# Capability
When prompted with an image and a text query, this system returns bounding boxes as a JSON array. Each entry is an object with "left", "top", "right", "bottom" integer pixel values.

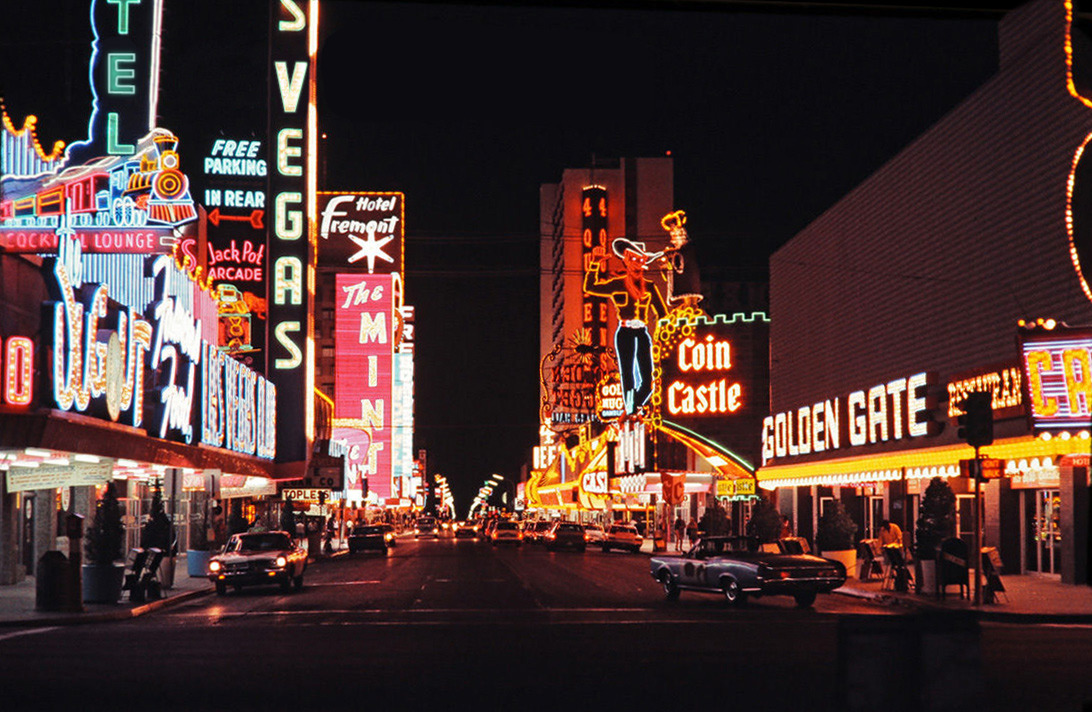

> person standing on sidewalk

[{"left": 674, "top": 516, "right": 686, "bottom": 551}]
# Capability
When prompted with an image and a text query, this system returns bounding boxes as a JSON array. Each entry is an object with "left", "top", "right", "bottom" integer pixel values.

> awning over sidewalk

[{"left": 756, "top": 434, "right": 1092, "bottom": 489}]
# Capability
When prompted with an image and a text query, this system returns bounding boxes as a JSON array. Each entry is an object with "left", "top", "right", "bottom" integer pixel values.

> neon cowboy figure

[{"left": 584, "top": 238, "right": 670, "bottom": 416}]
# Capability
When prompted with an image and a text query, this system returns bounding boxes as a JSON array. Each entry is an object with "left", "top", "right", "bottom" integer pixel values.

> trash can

[{"left": 35, "top": 551, "right": 70, "bottom": 612}]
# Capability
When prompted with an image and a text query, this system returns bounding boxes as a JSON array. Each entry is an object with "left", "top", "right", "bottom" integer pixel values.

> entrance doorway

[{"left": 1027, "top": 489, "right": 1061, "bottom": 575}]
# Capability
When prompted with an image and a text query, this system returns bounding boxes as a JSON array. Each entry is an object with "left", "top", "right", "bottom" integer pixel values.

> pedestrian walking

[
  {"left": 673, "top": 515, "right": 685, "bottom": 551},
  {"left": 686, "top": 518, "right": 698, "bottom": 546}
]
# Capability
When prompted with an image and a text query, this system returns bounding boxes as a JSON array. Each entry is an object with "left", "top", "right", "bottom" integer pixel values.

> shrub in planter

[
  {"left": 816, "top": 501, "right": 858, "bottom": 552},
  {"left": 914, "top": 477, "right": 956, "bottom": 561},
  {"left": 83, "top": 481, "right": 125, "bottom": 603},
  {"left": 745, "top": 497, "right": 782, "bottom": 543}
]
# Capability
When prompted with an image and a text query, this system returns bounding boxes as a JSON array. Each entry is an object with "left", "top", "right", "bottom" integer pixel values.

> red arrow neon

[{"left": 207, "top": 208, "right": 264, "bottom": 229}]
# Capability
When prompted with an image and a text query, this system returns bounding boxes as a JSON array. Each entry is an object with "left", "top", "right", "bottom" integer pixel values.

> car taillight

[{"left": 546, "top": 533, "right": 555, "bottom": 540}]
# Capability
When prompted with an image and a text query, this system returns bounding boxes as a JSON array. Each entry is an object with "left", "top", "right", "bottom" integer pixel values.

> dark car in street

[
  {"left": 650, "top": 535, "right": 846, "bottom": 608},
  {"left": 544, "top": 522, "right": 586, "bottom": 552},
  {"left": 454, "top": 520, "right": 481, "bottom": 538},
  {"left": 414, "top": 516, "right": 438, "bottom": 538},
  {"left": 348, "top": 524, "right": 395, "bottom": 554},
  {"left": 207, "top": 531, "right": 308, "bottom": 595}
]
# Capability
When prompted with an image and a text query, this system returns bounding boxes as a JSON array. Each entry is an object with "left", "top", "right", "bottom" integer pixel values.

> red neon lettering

[{"left": 3, "top": 336, "right": 34, "bottom": 406}]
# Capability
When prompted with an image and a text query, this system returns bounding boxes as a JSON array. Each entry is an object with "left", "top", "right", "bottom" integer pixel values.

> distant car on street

[
  {"left": 348, "top": 524, "right": 394, "bottom": 554},
  {"left": 415, "top": 516, "right": 438, "bottom": 538},
  {"left": 544, "top": 522, "right": 586, "bottom": 552},
  {"left": 583, "top": 523, "right": 605, "bottom": 543},
  {"left": 454, "top": 520, "right": 480, "bottom": 538},
  {"left": 491, "top": 520, "right": 523, "bottom": 546},
  {"left": 208, "top": 531, "right": 307, "bottom": 595},
  {"left": 525, "top": 520, "right": 553, "bottom": 544},
  {"left": 649, "top": 535, "right": 846, "bottom": 608},
  {"left": 601, "top": 523, "right": 643, "bottom": 553}
]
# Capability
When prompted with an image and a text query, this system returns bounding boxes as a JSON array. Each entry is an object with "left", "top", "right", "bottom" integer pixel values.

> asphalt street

[{"left": 0, "top": 537, "right": 1089, "bottom": 712}]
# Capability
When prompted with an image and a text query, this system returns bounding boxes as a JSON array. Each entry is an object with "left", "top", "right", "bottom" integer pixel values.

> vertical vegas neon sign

[
  {"left": 268, "top": 0, "right": 317, "bottom": 462},
  {"left": 335, "top": 274, "right": 394, "bottom": 499}
]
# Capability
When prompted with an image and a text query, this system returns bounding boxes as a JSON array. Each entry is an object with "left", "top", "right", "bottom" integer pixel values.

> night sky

[{"left": 1, "top": 0, "right": 1005, "bottom": 513}]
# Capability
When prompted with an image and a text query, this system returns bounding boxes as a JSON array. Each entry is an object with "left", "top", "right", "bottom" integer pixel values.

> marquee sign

[
  {"left": 267, "top": 0, "right": 317, "bottom": 463},
  {"left": 334, "top": 273, "right": 395, "bottom": 499},
  {"left": 0, "top": 0, "right": 197, "bottom": 254},
  {"left": 43, "top": 233, "right": 275, "bottom": 458},
  {"left": 762, "top": 370, "right": 941, "bottom": 466},
  {"left": 317, "top": 192, "right": 404, "bottom": 272},
  {"left": 539, "top": 336, "right": 616, "bottom": 433},
  {"left": 1020, "top": 326, "right": 1092, "bottom": 431}
]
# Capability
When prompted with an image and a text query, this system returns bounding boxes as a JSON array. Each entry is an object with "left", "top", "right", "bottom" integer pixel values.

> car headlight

[
  {"left": 274, "top": 556, "right": 287, "bottom": 568},
  {"left": 208, "top": 560, "right": 222, "bottom": 573},
  {"left": 385, "top": 533, "right": 394, "bottom": 542}
]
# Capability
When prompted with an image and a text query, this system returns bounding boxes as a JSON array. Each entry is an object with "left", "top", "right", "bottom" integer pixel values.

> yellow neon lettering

[
  {"left": 274, "top": 62, "right": 307, "bottom": 113},
  {"left": 848, "top": 390, "right": 867, "bottom": 446},
  {"left": 359, "top": 311, "right": 387, "bottom": 344},
  {"left": 279, "top": 0, "right": 306, "bottom": 31},
  {"left": 1027, "top": 350, "right": 1059, "bottom": 417},
  {"left": 360, "top": 399, "right": 384, "bottom": 430},
  {"left": 274, "top": 256, "right": 302, "bottom": 305},
  {"left": 275, "top": 191, "right": 303, "bottom": 240},
  {"left": 274, "top": 321, "right": 302, "bottom": 369},
  {"left": 1063, "top": 348, "right": 1092, "bottom": 416},
  {"left": 277, "top": 128, "right": 303, "bottom": 175}
]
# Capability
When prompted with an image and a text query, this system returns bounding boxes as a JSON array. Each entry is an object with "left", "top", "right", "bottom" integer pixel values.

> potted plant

[
  {"left": 745, "top": 497, "right": 782, "bottom": 545},
  {"left": 914, "top": 476, "right": 956, "bottom": 594},
  {"left": 83, "top": 481, "right": 126, "bottom": 603},
  {"left": 816, "top": 501, "right": 858, "bottom": 577}
]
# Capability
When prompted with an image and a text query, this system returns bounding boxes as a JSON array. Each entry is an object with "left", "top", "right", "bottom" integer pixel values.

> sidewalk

[
  {"left": 639, "top": 538, "right": 1092, "bottom": 622},
  {"left": 0, "top": 553, "right": 212, "bottom": 628},
  {"left": 0, "top": 537, "right": 359, "bottom": 628}
]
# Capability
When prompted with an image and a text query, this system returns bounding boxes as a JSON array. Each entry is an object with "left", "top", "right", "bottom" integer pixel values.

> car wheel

[
  {"left": 214, "top": 581, "right": 226, "bottom": 596},
  {"left": 722, "top": 577, "right": 745, "bottom": 605},
  {"left": 630, "top": 546, "right": 639, "bottom": 554},
  {"left": 661, "top": 572, "right": 680, "bottom": 601},
  {"left": 793, "top": 590, "right": 817, "bottom": 608},
  {"left": 578, "top": 546, "right": 586, "bottom": 553},
  {"left": 293, "top": 575, "right": 304, "bottom": 591}
]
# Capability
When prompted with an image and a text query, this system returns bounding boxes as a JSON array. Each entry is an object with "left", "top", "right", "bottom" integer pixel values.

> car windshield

[
  {"left": 418, "top": 519, "right": 435, "bottom": 527},
  {"left": 535, "top": 522, "right": 552, "bottom": 531},
  {"left": 231, "top": 534, "right": 291, "bottom": 552},
  {"left": 611, "top": 526, "right": 635, "bottom": 534},
  {"left": 557, "top": 524, "right": 582, "bottom": 532}
]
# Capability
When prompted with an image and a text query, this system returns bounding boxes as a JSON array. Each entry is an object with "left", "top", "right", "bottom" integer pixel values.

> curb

[{"left": 0, "top": 585, "right": 213, "bottom": 628}]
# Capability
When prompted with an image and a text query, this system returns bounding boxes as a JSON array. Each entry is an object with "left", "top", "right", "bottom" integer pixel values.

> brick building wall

[{"left": 770, "top": 0, "right": 1092, "bottom": 440}]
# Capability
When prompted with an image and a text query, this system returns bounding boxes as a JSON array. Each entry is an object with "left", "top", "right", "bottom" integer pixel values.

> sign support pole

[{"left": 973, "top": 447, "right": 982, "bottom": 606}]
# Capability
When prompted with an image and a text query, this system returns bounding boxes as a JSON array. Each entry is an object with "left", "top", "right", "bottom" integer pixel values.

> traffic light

[{"left": 957, "top": 391, "right": 993, "bottom": 448}]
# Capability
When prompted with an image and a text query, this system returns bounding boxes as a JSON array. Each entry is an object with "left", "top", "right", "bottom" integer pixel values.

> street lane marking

[
  {"left": 302, "top": 580, "right": 381, "bottom": 587},
  {"left": 0, "top": 626, "right": 60, "bottom": 643}
]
